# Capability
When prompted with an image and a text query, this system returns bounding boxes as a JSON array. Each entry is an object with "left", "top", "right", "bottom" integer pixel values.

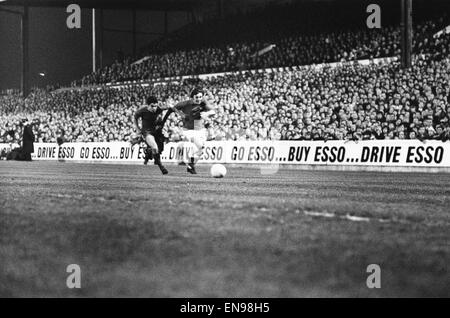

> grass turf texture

[{"left": 0, "top": 161, "right": 449, "bottom": 297}]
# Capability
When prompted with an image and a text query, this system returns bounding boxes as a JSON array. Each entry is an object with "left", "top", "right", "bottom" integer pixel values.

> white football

[{"left": 210, "top": 164, "right": 227, "bottom": 178}]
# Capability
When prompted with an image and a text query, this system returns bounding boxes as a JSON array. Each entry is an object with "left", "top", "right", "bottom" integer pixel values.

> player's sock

[
  {"left": 153, "top": 152, "right": 168, "bottom": 175},
  {"left": 187, "top": 157, "right": 197, "bottom": 174},
  {"left": 144, "top": 148, "right": 152, "bottom": 165},
  {"left": 153, "top": 151, "right": 161, "bottom": 166},
  {"left": 153, "top": 152, "right": 162, "bottom": 166}
]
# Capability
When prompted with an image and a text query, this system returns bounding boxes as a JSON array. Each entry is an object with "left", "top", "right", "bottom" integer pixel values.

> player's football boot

[
  {"left": 159, "top": 165, "right": 169, "bottom": 175},
  {"left": 187, "top": 163, "right": 197, "bottom": 174}
]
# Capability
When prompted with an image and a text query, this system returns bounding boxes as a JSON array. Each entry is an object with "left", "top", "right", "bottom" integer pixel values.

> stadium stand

[
  {"left": 72, "top": 2, "right": 449, "bottom": 86},
  {"left": 0, "top": 2, "right": 449, "bottom": 144}
]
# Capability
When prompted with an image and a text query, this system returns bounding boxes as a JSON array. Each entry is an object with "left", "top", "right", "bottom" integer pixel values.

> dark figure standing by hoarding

[{"left": 21, "top": 119, "right": 36, "bottom": 161}]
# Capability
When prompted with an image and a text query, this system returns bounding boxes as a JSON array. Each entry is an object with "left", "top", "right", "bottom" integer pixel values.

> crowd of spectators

[
  {"left": 75, "top": 19, "right": 449, "bottom": 86},
  {"left": 1, "top": 1, "right": 449, "bottom": 145},
  {"left": 73, "top": 1, "right": 449, "bottom": 86},
  {"left": 2, "top": 53, "right": 449, "bottom": 144}
]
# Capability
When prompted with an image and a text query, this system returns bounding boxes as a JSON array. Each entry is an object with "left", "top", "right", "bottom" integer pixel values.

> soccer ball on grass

[{"left": 210, "top": 164, "right": 227, "bottom": 178}]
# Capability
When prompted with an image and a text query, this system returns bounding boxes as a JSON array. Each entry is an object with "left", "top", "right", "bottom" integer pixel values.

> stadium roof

[{"left": 0, "top": 0, "right": 199, "bottom": 10}]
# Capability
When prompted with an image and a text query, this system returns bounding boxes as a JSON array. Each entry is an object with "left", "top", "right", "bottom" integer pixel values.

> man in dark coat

[{"left": 21, "top": 119, "right": 36, "bottom": 161}]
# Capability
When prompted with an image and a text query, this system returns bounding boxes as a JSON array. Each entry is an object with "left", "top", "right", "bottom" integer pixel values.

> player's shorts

[
  {"left": 141, "top": 129, "right": 166, "bottom": 153},
  {"left": 181, "top": 129, "right": 207, "bottom": 146}
]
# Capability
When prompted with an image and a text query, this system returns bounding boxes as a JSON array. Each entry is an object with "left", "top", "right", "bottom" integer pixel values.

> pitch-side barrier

[{"left": 2, "top": 140, "right": 450, "bottom": 172}]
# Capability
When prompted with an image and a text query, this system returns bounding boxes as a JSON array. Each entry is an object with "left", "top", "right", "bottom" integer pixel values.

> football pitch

[{"left": 0, "top": 161, "right": 449, "bottom": 297}]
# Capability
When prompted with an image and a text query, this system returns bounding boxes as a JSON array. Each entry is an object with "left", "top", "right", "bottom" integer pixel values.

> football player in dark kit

[{"left": 132, "top": 95, "right": 169, "bottom": 175}]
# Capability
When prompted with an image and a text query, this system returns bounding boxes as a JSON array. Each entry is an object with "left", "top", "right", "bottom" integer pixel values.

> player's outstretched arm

[
  {"left": 201, "top": 109, "right": 215, "bottom": 119},
  {"left": 134, "top": 108, "right": 144, "bottom": 132},
  {"left": 200, "top": 102, "right": 216, "bottom": 119}
]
